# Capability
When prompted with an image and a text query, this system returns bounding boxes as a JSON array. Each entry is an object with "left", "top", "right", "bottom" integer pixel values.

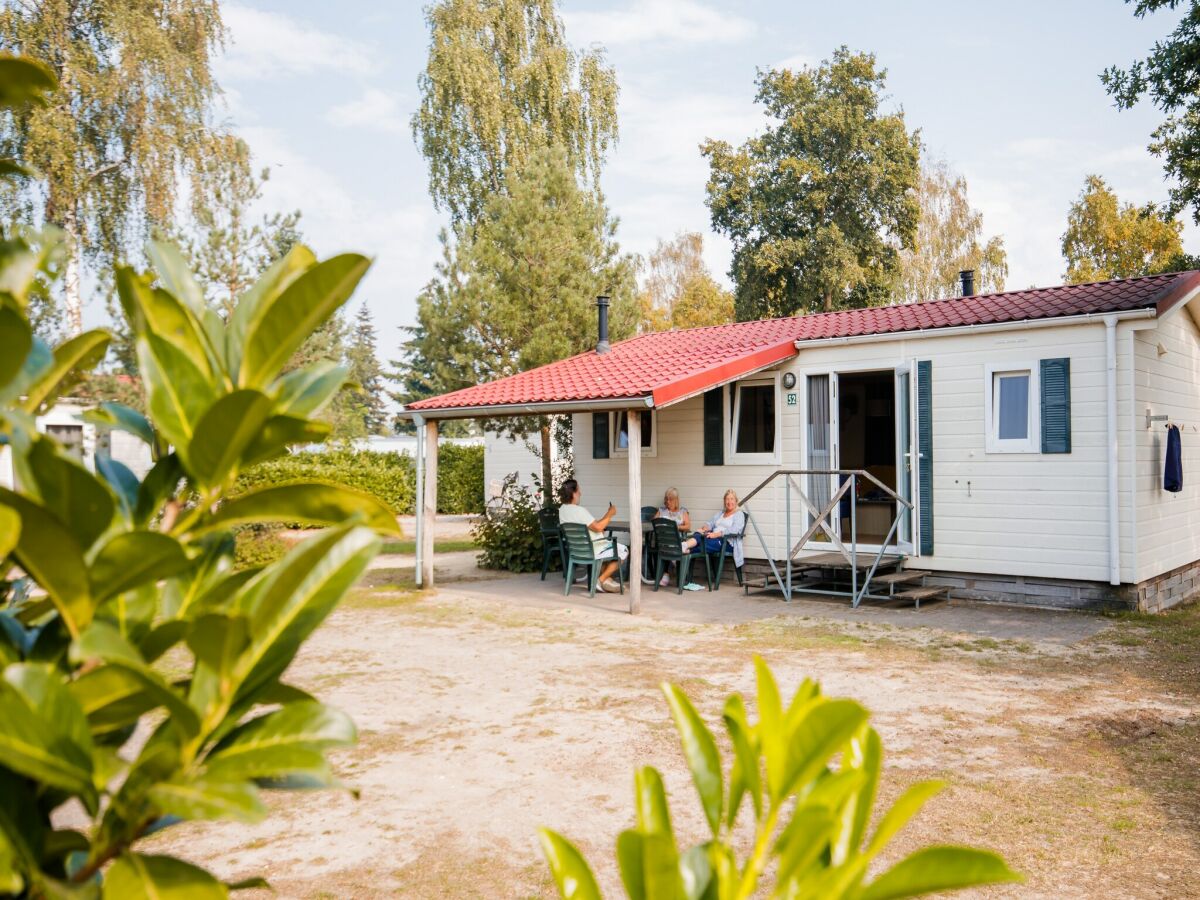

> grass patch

[{"left": 380, "top": 538, "right": 477, "bottom": 555}]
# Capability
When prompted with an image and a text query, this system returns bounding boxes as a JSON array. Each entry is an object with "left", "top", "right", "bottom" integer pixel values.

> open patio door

[{"left": 894, "top": 362, "right": 916, "bottom": 555}]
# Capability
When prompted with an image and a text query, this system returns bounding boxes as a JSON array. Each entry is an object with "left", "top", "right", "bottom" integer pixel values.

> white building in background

[
  {"left": 0, "top": 402, "right": 152, "bottom": 490},
  {"left": 483, "top": 430, "right": 559, "bottom": 503}
]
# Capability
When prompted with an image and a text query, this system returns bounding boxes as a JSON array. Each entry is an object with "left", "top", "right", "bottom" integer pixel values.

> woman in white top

[
  {"left": 556, "top": 479, "right": 628, "bottom": 593},
  {"left": 684, "top": 489, "right": 746, "bottom": 569},
  {"left": 655, "top": 487, "right": 692, "bottom": 587}
]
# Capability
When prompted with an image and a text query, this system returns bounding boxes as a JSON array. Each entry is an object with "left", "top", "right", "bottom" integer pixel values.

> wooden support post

[
  {"left": 421, "top": 418, "right": 438, "bottom": 588},
  {"left": 627, "top": 409, "right": 642, "bottom": 615}
]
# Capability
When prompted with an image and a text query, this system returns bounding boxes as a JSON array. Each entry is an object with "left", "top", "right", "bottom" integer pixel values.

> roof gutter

[
  {"left": 399, "top": 394, "right": 654, "bottom": 421},
  {"left": 791, "top": 308, "right": 1159, "bottom": 350}
]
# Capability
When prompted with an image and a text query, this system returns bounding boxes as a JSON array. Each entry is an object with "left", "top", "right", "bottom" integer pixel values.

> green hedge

[{"left": 235, "top": 445, "right": 484, "bottom": 516}]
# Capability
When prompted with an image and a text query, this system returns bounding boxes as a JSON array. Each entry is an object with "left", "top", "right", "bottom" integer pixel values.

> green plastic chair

[
  {"left": 559, "top": 522, "right": 623, "bottom": 597},
  {"left": 538, "top": 507, "right": 563, "bottom": 581},
  {"left": 651, "top": 517, "right": 705, "bottom": 595},
  {"left": 697, "top": 512, "right": 747, "bottom": 591}
]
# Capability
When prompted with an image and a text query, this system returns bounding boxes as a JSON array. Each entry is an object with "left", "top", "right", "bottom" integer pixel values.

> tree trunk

[
  {"left": 540, "top": 419, "right": 553, "bottom": 508},
  {"left": 823, "top": 291, "right": 833, "bottom": 313},
  {"left": 63, "top": 206, "right": 83, "bottom": 336}
]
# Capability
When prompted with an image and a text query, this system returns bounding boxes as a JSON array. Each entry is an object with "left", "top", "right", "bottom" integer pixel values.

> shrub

[
  {"left": 540, "top": 657, "right": 1020, "bottom": 899},
  {"left": 473, "top": 474, "right": 545, "bottom": 572},
  {"left": 236, "top": 444, "right": 485, "bottom": 517},
  {"left": 233, "top": 524, "right": 289, "bottom": 569},
  {"left": 0, "top": 58, "right": 399, "bottom": 896}
]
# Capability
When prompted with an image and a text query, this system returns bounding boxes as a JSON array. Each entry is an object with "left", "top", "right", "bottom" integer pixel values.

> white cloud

[
  {"left": 565, "top": 0, "right": 756, "bottom": 47},
  {"left": 218, "top": 4, "right": 378, "bottom": 80},
  {"left": 770, "top": 52, "right": 817, "bottom": 73},
  {"left": 327, "top": 88, "right": 406, "bottom": 134}
]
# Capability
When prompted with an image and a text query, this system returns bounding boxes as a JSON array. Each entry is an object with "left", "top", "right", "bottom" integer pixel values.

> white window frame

[
  {"left": 726, "top": 374, "right": 782, "bottom": 465},
  {"left": 984, "top": 363, "right": 1039, "bottom": 453},
  {"left": 610, "top": 409, "right": 657, "bottom": 457}
]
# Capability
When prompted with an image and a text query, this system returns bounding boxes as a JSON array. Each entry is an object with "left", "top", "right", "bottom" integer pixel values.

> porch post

[
  {"left": 421, "top": 418, "right": 438, "bottom": 588},
  {"left": 413, "top": 413, "right": 425, "bottom": 587},
  {"left": 627, "top": 409, "right": 642, "bottom": 615}
]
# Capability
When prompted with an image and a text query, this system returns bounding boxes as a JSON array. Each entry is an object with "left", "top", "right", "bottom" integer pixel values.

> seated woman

[
  {"left": 656, "top": 487, "right": 692, "bottom": 587},
  {"left": 684, "top": 489, "right": 746, "bottom": 579},
  {"left": 557, "top": 479, "right": 628, "bottom": 593}
]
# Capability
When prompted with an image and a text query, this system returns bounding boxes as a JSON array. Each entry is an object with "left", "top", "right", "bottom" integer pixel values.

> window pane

[
  {"left": 997, "top": 374, "right": 1029, "bottom": 440},
  {"left": 46, "top": 424, "right": 84, "bottom": 460},
  {"left": 736, "top": 384, "right": 776, "bottom": 454},
  {"left": 614, "top": 411, "right": 652, "bottom": 449}
]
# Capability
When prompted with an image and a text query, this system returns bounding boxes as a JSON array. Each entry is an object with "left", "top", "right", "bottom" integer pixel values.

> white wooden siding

[
  {"left": 1134, "top": 310, "right": 1200, "bottom": 580},
  {"left": 573, "top": 320, "right": 1137, "bottom": 583}
]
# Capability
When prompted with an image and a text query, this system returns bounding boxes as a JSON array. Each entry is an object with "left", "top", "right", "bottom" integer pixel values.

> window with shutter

[
  {"left": 703, "top": 389, "right": 723, "bottom": 465},
  {"left": 1040, "top": 357, "right": 1071, "bottom": 454},
  {"left": 592, "top": 412, "right": 609, "bottom": 459},
  {"left": 917, "top": 360, "right": 934, "bottom": 556}
]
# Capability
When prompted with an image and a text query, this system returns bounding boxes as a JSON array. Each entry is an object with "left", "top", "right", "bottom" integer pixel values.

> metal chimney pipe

[
  {"left": 596, "top": 295, "right": 610, "bottom": 354},
  {"left": 959, "top": 269, "right": 975, "bottom": 297}
]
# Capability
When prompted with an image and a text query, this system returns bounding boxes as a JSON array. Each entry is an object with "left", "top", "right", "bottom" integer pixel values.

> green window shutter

[
  {"left": 592, "top": 412, "right": 609, "bottom": 459},
  {"left": 703, "top": 388, "right": 724, "bottom": 465},
  {"left": 1040, "top": 357, "right": 1071, "bottom": 454},
  {"left": 917, "top": 360, "right": 934, "bottom": 556}
]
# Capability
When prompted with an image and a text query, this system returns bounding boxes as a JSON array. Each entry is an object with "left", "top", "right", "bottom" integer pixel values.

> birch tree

[{"left": 0, "top": 0, "right": 227, "bottom": 334}]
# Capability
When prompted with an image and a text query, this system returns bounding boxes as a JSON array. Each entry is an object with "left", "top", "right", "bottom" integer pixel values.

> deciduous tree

[
  {"left": 897, "top": 158, "right": 1007, "bottom": 301},
  {"left": 0, "top": 1, "right": 228, "bottom": 334},
  {"left": 1103, "top": 1, "right": 1200, "bottom": 223},
  {"left": 702, "top": 48, "right": 921, "bottom": 319},
  {"left": 638, "top": 231, "right": 734, "bottom": 331},
  {"left": 1061, "top": 174, "right": 1183, "bottom": 283},
  {"left": 412, "top": 0, "right": 619, "bottom": 225}
]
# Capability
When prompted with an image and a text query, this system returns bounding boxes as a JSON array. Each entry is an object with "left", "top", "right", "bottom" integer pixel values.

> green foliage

[
  {"left": 638, "top": 232, "right": 734, "bottom": 332},
  {"left": 236, "top": 444, "right": 485, "bottom": 517},
  {"left": 897, "top": 157, "right": 1007, "bottom": 302},
  {"left": 346, "top": 303, "right": 388, "bottom": 435},
  {"left": 472, "top": 475, "right": 545, "bottom": 572},
  {"left": 0, "top": 3, "right": 229, "bottom": 334},
  {"left": 233, "top": 524, "right": 289, "bottom": 570},
  {"left": 541, "top": 658, "right": 1021, "bottom": 899},
  {"left": 0, "top": 56, "right": 397, "bottom": 891},
  {"left": 412, "top": 0, "right": 619, "bottom": 225},
  {"left": 702, "top": 48, "right": 921, "bottom": 319},
  {"left": 1103, "top": 1, "right": 1200, "bottom": 224},
  {"left": 1061, "top": 174, "right": 1185, "bottom": 283},
  {"left": 404, "top": 146, "right": 637, "bottom": 413}
]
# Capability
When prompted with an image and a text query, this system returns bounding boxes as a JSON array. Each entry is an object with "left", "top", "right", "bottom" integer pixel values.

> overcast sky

[{"left": 213, "top": 0, "right": 1191, "bottom": 352}]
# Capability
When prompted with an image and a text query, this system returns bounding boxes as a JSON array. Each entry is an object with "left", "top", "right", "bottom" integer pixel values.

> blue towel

[{"left": 1164, "top": 425, "right": 1183, "bottom": 493}]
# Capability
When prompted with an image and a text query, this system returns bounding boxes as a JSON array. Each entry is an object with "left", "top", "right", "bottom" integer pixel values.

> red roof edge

[
  {"left": 1154, "top": 270, "right": 1200, "bottom": 317},
  {"left": 651, "top": 340, "right": 797, "bottom": 407}
]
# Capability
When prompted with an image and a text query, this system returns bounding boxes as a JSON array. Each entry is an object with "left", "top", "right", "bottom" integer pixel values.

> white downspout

[
  {"left": 412, "top": 412, "right": 425, "bottom": 587},
  {"left": 1105, "top": 317, "right": 1120, "bottom": 585}
]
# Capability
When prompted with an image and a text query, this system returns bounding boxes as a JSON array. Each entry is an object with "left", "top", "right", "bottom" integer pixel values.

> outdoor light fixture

[{"left": 782, "top": 372, "right": 796, "bottom": 389}]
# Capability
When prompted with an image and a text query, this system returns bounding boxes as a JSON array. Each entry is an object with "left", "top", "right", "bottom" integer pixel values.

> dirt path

[{"left": 148, "top": 583, "right": 1200, "bottom": 899}]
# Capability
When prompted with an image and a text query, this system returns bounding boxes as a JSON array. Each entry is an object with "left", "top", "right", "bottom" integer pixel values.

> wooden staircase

[{"left": 743, "top": 553, "right": 950, "bottom": 609}]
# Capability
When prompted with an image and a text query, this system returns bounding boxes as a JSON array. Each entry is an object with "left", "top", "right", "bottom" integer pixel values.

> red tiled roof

[{"left": 405, "top": 271, "right": 1200, "bottom": 414}]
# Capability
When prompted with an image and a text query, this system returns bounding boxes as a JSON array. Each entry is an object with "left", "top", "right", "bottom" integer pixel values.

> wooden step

[
  {"left": 871, "top": 570, "right": 930, "bottom": 585},
  {"left": 890, "top": 586, "right": 949, "bottom": 608}
]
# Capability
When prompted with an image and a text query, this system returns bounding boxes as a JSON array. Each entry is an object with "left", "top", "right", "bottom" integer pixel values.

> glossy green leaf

[
  {"left": 19, "top": 328, "right": 110, "bottom": 413},
  {"left": 82, "top": 402, "right": 156, "bottom": 448},
  {"left": 662, "top": 682, "right": 723, "bottom": 837},
  {"left": 273, "top": 361, "right": 350, "bottom": 418},
  {"left": 677, "top": 845, "right": 714, "bottom": 900},
  {"left": 227, "top": 244, "right": 316, "bottom": 378},
  {"left": 754, "top": 655, "right": 787, "bottom": 800},
  {"left": 538, "top": 828, "right": 602, "bottom": 900},
  {"left": 229, "top": 524, "right": 380, "bottom": 703},
  {"left": 0, "top": 305, "right": 31, "bottom": 387},
  {"left": 774, "top": 807, "right": 837, "bottom": 887},
  {"left": 89, "top": 532, "right": 191, "bottom": 602},
  {"left": 185, "top": 612, "right": 250, "bottom": 718},
  {"left": 205, "top": 701, "right": 355, "bottom": 782},
  {"left": 20, "top": 438, "right": 114, "bottom": 550},
  {"left": 858, "top": 846, "right": 1022, "bottom": 900},
  {"left": 865, "top": 780, "right": 944, "bottom": 857},
  {"left": 136, "top": 333, "right": 218, "bottom": 452},
  {"left": 0, "top": 675, "right": 93, "bottom": 797},
  {"left": 722, "top": 693, "right": 760, "bottom": 827},
  {"left": 0, "top": 507, "right": 18, "bottom": 559},
  {"left": 71, "top": 622, "right": 200, "bottom": 738},
  {"left": 0, "top": 488, "right": 92, "bottom": 636},
  {"left": 146, "top": 241, "right": 207, "bottom": 317},
  {"left": 147, "top": 775, "right": 265, "bottom": 824},
  {"left": 103, "top": 853, "right": 227, "bottom": 900},
  {"left": 0, "top": 334, "right": 51, "bottom": 404},
  {"left": 196, "top": 483, "right": 400, "bottom": 536},
  {"left": 185, "top": 389, "right": 274, "bottom": 487},
  {"left": 95, "top": 454, "right": 138, "bottom": 521},
  {"left": 634, "top": 765, "right": 674, "bottom": 837},
  {"left": 240, "top": 416, "right": 331, "bottom": 467},
  {"left": 0, "top": 57, "right": 56, "bottom": 109},
  {"left": 848, "top": 725, "right": 883, "bottom": 856},
  {"left": 0, "top": 232, "right": 60, "bottom": 311},
  {"left": 69, "top": 665, "right": 160, "bottom": 737},
  {"left": 240, "top": 253, "right": 371, "bottom": 388},
  {"left": 630, "top": 768, "right": 684, "bottom": 899},
  {"left": 118, "top": 267, "right": 214, "bottom": 380},
  {"left": 781, "top": 699, "right": 869, "bottom": 799},
  {"left": 138, "top": 619, "right": 190, "bottom": 664},
  {"left": 617, "top": 830, "right": 647, "bottom": 900},
  {"left": 135, "top": 453, "right": 184, "bottom": 527}
]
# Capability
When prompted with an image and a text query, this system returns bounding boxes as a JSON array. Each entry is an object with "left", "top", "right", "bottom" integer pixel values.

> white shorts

[{"left": 595, "top": 542, "right": 629, "bottom": 561}]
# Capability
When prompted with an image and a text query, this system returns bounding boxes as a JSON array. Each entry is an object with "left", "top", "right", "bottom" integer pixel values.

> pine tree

[{"left": 347, "top": 304, "right": 387, "bottom": 436}]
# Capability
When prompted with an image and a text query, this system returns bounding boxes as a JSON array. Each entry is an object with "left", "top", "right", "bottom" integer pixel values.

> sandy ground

[{"left": 148, "top": 567, "right": 1200, "bottom": 899}]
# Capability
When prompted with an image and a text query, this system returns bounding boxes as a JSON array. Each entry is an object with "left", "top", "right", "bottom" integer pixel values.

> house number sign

[{"left": 786, "top": 392, "right": 797, "bottom": 406}]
